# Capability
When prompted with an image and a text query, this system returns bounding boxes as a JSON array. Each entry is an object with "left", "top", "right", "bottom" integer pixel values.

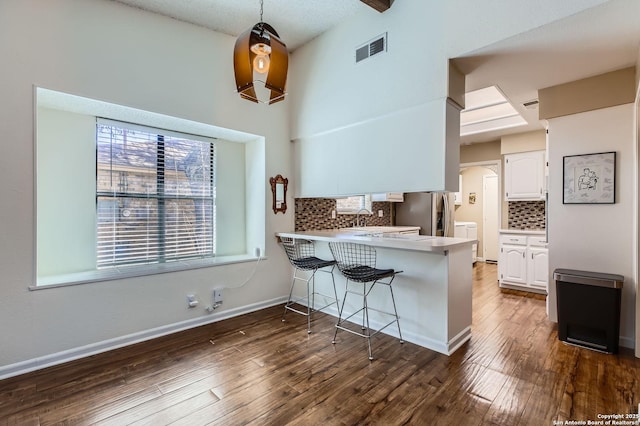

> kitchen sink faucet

[{"left": 354, "top": 208, "right": 371, "bottom": 227}]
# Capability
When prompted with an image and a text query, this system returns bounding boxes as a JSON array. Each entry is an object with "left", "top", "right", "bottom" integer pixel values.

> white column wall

[{"left": 547, "top": 103, "right": 636, "bottom": 348}]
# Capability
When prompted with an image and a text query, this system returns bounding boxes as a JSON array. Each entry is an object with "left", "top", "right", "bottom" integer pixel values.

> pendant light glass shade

[{"left": 233, "top": 21, "right": 288, "bottom": 104}]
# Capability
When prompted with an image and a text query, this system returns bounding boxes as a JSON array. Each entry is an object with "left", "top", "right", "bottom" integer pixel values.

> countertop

[
  {"left": 499, "top": 229, "right": 546, "bottom": 235},
  {"left": 276, "top": 229, "right": 476, "bottom": 253}
]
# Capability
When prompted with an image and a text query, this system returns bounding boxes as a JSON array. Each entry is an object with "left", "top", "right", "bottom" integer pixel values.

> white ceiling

[
  {"left": 454, "top": 0, "right": 640, "bottom": 144},
  {"left": 112, "top": 0, "right": 640, "bottom": 144},
  {"left": 113, "top": 0, "right": 364, "bottom": 51}
]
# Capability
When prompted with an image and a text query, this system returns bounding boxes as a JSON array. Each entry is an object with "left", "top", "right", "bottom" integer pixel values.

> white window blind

[
  {"left": 335, "top": 195, "right": 372, "bottom": 214},
  {"left": 96, "top": 119, "right": 216, "bottom": 268}
]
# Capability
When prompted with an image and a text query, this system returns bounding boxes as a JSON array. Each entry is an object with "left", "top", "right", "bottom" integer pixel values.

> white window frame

[
  {"left": 95, "top": 119, "right": 216, "bottom": 269},
  {"left": 33, "top": 87, "right": 265, "bottom": 289}
]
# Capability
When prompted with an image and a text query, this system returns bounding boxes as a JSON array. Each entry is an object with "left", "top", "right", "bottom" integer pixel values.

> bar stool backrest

[
  {"left": 329, "top": 242, "right": 378, "bottom": 282},
  {"left": 280, "top": 237, "right": 317, "bottom": 270}
]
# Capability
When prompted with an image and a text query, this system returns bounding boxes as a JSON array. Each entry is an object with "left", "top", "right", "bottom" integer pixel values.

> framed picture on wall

[{"left": 563, "top": 151, "right": 616, "bottom": 204}]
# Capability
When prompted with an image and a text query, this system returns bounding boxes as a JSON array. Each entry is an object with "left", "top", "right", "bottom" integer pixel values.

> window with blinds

[
  {"left": 335, "top": 195, "right": 372, "bottom": 214},
  {"left": 96, "top": 120, "right": 216, "bottom": 268}
]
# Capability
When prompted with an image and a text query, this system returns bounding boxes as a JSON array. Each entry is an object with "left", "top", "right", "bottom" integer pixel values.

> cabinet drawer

[
  {"left": 500, "top": 235, "right": 527, "bottom": 245},
  {"left": 527, "top": 236, "right": 548, "bottom": 247}
]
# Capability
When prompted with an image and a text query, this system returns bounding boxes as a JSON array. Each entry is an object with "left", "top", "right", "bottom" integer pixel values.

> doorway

[{"left": 458, "top": 160, "right": 501, "bottom": 262}]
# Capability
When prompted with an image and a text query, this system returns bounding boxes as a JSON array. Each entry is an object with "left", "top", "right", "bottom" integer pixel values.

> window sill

[{"left": 31, "top": 254, "right": 264, "bottom": 290}]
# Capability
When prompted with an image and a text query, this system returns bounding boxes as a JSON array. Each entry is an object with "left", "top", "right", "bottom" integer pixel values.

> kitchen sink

[
  {"left": 374, "top": 234, "right": 433, "bottom": 241},
  {"left": 338, "top": 226, "right": 432, "bottom": 241}
]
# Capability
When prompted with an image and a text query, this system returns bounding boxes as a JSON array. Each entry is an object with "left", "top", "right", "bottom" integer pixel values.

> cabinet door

[
  {"left": 499, "top": 245, "right": 527, "bottom": 284},
  {"left": 504, "top": 151, "right": 545, "bottom": 200},
  {"left": 527, "top": 247, "right": 549, "bottom": 290}
]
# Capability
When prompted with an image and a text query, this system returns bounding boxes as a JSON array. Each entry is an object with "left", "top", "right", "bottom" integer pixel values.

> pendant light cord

[{"left": 259, "top": 0, "right": 264, "bottom": 23}]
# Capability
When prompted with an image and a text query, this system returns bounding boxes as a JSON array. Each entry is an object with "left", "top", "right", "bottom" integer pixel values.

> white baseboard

[
  {"left": 304, "top": 301, "right": 460, "bottom": 356},
  {"left": 619, "top": 335, "right": 635, "bottom": 350},
  {"left": 0, "top": 296, "right": 287, "bottom": 381}
]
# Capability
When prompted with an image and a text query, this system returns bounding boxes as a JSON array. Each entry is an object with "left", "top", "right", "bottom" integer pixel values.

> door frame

[
  {"left": 459, "top": 159, "right": 502, "bottom": 261},
  {"left": 482, "top": 173, "right": 499, "bottom": 262},
  {"left": 635, "top": 79, "right": 639, "bottom": 359}
]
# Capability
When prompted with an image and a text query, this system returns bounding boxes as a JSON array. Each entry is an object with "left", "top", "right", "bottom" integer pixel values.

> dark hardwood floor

[{"left": 1, "top": 263, "right": 639, "bottom": 425}]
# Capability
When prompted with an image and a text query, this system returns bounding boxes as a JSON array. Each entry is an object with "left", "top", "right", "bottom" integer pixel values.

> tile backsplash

[
  {"left": 295, "top": 198, "right": 392, "bottom": 231},
  {"left": 508, "top": 201, "right": 546, "bottom": 230}
]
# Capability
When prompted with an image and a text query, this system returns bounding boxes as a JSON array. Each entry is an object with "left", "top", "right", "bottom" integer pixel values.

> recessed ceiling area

[{"left": 460, "top": 86, "right": 527, "bottom": 139}]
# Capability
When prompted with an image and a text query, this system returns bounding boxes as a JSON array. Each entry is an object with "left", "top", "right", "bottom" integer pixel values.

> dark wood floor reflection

[{"left": 1, "top": 263, "right": 639, "bottom": 425}]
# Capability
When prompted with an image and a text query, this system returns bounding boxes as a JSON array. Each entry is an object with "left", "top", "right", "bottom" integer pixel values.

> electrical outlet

[
  {"left": 213, "top": 289, "right": 223, "bottom": 304},
  {"left": 331, "top": 210, "right": 336, "bottom": 219},
  {"left": 186, "top": 294, "right": 198, "bottom": 308},
  {"left": 378, "top": 210, "right": 383, "bottom": 217}
]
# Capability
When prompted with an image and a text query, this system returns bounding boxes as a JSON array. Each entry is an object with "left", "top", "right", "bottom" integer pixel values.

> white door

[{"left": 483, "top": 174, "right": 499, "bottom": 262}]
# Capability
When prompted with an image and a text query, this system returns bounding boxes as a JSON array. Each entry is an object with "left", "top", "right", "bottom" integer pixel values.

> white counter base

[{"left": 277, "top": 230, "right": 476, "bottom": 356}]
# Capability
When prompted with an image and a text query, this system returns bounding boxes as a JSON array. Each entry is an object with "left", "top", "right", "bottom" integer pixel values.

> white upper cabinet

[{"left": 504, "top": 150, "right": 545, "bottom": 200}]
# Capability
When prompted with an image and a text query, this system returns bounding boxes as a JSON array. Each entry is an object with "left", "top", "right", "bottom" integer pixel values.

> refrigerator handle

[{"left": 443, "top": 194, "right": 449, "bottom": 237}]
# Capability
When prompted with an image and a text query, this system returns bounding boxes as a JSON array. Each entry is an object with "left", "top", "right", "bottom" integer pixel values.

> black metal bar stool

[
  {"left": 328, "top": 242, "right": 403, "bottom": 360},
  {"left": 280, "top": 237, "right": 339, "bottom": 334}
]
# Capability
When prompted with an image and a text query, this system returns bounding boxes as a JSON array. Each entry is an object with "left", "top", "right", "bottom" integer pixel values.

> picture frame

[{"left": 563, "top": 151, "right": 616, "bottom": 204}]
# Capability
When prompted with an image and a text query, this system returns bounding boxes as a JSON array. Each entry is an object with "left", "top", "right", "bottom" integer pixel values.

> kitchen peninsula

[{"left": 276, "top": 229, "right": 477, "bottom": 355}]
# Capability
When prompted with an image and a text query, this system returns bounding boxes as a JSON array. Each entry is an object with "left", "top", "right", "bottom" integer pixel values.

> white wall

[
  {"left": 289, "top": 0, "right": 610, "bottom": 197},
  {"left": 37, "top": 108, "right": 97, "bottom": 276},
  {"left": 37, "top": 105, "right": 250, "bottom": 275},
  {"left": 548, "top": 103, "right": 636, "bottom": 348},
  {"left": 0, "top": 0, "right": 293, "bottom": 376}
]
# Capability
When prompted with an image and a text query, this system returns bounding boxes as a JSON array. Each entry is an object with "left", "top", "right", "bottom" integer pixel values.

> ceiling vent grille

[
  {"left": 355, "top": 33, "right": 387, "bottom": 63},
  {"left": 523, "top": 99, "right": 539, "bottom": 109}
]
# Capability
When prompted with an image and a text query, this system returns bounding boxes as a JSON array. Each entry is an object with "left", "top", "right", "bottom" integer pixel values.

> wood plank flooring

[{"left": 1, "top": 263, "right": 639, "bottom": 425}]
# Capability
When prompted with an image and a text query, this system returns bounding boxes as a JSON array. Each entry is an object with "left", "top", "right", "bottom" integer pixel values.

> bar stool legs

[
  {"left": 282, "top": 264, "right": 338, "bottom": 334},
  {"left": 329, "top": 242, "right": 403, "bottom": 360},
  {"left": 280, "top": 237, "right": 339, "bottom": 334}
]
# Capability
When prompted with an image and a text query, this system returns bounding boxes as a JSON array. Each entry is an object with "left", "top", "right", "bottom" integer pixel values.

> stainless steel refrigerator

[{"left": 394, "top": 192, "right": 455, "bottom": 237}]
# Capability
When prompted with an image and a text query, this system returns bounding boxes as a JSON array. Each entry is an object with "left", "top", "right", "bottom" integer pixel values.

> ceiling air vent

[
  {"left": 355, "top": 33, "right": 387, "bottom": 63},
  {"left": 523, "top": 99, "right": 539, "bottom": 109}
]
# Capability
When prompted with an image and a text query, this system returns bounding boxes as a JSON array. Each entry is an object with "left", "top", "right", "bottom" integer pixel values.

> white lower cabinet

[
  {"left": 527, "top": 247, "right": 549, "bottom": 289},
  {"left": 499, "top": 245, "right": 527, "bottom": 285},
  {"left": 499, "top": 233, "right": 548, "bottom": 294}
]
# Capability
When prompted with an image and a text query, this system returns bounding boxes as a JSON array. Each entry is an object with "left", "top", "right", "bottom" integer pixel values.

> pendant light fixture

[{"left": 233, "top": 0, "right": 288, "bottom": 105}]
